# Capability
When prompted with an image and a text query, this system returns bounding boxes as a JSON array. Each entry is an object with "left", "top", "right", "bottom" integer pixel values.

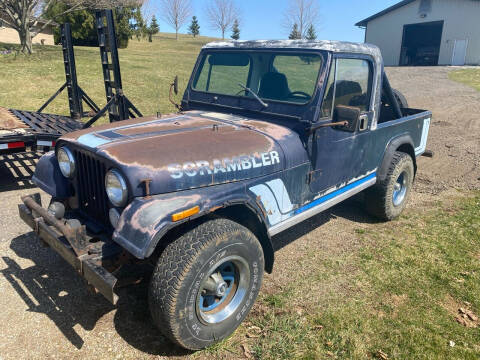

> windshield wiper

[{"left": 238, "top": 83, "right": 268, "bottom": 108}]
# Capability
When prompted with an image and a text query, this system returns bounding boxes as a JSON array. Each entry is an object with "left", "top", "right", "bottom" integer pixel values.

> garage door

[{"left": 400, "top": 21, "right": 444, "bottom": 66}]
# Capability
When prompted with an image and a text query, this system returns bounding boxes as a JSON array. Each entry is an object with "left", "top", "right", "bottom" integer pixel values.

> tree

[
  {"left": 305, "top": 23, "right": 317, "bottom": 40},
  {"left": 159, "top": 0, "right": 192, "bottom": 40},
  {"left": 230, "top": 18, "right": 239, "bottom": 40},
  {"left": 146, "top": 15, "right": 159, "bottom": 41},
  {"left": 188, "top": 15, "right": 200, "bottom": 37},
  {"left": 283, "top": 0, "right": 320, "bottom": 39},
  {"left": 0, "top": 0, "right": 144, "bottom": 54},
  {"left": 288, "top": 23, "right": 301, "bottom": 40},
  {"left": 44, "top": 4, "right": 97, "bottom": 46},
  {"left": 45, "top": 3, "right": 145, "bottom": 48},
  {"left": 206, "top": 0, "right": 240, "bottom": 40},
  {"left": 117, "top": 5, "right": 146, "bottom": 44}
]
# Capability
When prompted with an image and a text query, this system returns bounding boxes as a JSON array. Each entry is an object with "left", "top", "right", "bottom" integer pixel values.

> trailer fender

[
  {"left": 378, "top": 134, "right": 416, "bottom": 182},
  {"left": 32, "top": 152, "right": 72, "bottom": 199}
]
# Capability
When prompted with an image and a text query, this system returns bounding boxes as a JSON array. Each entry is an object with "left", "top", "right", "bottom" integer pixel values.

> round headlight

[
  {"left": 105, "top": 169, "right": 128, "bottom": 207},
  {"left": 57, "top": 147, "right": 75, "bottom": 178}
]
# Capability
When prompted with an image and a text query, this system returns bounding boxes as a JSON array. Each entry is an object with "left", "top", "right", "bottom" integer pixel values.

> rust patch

[
  {"left": 101, "top": 123, "right": 275, "bottom": 170},
  {"left": 115, "top": 118, "right": 215, "bottom": 136},
  {"left": 255, "top": 195, "right": 267, "bottom": 218}
]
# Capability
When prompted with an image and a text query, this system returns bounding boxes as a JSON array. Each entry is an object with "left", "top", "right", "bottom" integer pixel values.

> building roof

[
  {"left": 203, "top": 39, "right": 382, "bottom": 58},
  {"left": 355, "top": 0, "right": 417, "bottom": 27}
]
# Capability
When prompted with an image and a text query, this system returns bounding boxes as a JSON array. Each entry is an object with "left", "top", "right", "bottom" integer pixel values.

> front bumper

[{"left": 18, "top": 193, "right": 122, "bottom": 304}]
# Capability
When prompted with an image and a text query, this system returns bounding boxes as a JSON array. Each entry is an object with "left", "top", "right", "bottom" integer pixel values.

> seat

[{"left": 258, "top": 72, "right": 290, "bottom": 101}]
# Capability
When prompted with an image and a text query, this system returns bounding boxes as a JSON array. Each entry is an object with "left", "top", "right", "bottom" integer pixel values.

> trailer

[{"left": 0, "top": 10, "right": 141, "bottom": 156}]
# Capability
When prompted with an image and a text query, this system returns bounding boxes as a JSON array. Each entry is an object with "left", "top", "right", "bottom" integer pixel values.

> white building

[{"left": 356, "top": 0, "right": 480, "bottom": 66}]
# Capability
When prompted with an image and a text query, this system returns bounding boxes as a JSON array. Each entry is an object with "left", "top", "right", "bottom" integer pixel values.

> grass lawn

[
  {"left": 0, "top": 33, "right": 216, "bottom": 122},
  {"left": 449, "top": 68, "right": 480, "bottom": 92},
  {"left": 204, "top": 193, "right": 480, "bottom": 359}
]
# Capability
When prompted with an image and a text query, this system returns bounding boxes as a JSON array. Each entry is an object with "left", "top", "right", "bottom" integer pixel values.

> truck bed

[{"left": 0, "top": 108, "right": 83, "bottom": 154}]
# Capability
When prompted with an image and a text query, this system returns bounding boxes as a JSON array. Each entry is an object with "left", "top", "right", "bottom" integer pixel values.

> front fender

[
  {"left": 32, "top": 151, "right": 72, "bottom": 198},
  {"left": 113, "top": 182, "right": 266, "bottom": 259}
]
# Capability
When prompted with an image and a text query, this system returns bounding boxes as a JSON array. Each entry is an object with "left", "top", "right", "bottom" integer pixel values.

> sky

[{"left": 152, "top": 0, "right": 401, "bottom": 42}]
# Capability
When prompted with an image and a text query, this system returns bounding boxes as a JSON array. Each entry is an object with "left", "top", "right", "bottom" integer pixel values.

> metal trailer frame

[
  {"left": 38, "top": 23, "right": 100, "bottom": 119},
  {"left": 0, "top": 9, "right": 142, "bottom": 156}
]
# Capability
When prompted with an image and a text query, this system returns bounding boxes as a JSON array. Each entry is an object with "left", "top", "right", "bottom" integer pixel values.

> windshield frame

[{"left": 189, "top": 48, "right": 327, "bottom": 109}]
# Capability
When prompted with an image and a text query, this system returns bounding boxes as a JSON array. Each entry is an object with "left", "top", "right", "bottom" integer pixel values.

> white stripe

[
  {"left": 415, "top": 118, "right": 431, "bottom": 156},
  {"left": 249, "top": 183, "right": 293, "bottom": 226},
  {"left": 268, "top": 176, "right": 376, "bottom": 236},
  {"left": 77, "top": 115, "right": 187, "bottom": 149},
  {"left": 77, "top": 133, "right": 112, "bottom": 148},
  {"left": 0, "top": 144, "right": 7, "bottom": 150},
  {"left": 265, "top": 179, "right": 294, "bottom": 214},
  {"left": 37, "top": 140, "right": 53, "bottom": 147}
]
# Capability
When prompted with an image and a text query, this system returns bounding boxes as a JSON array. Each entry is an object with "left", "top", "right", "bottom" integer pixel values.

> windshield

[{"left": 192, "top": 51, "right": 323, "bottom": 105}]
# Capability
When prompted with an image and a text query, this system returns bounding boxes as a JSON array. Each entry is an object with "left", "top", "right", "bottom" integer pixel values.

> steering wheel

[{"left": 289, "top": 91, "right": 311, "bottom": 99}]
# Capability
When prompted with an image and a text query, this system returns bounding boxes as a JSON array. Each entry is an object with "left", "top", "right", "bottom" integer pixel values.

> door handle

[{"left": 358, "top": 114, "right": 369, "bottom": 131}]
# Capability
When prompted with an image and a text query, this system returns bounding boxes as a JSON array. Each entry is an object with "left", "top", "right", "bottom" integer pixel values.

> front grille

[{"left": 73, "top": 149, "right": 110, "bottom": 228}]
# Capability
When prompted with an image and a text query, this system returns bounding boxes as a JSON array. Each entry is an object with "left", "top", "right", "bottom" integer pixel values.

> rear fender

[{"left": 378, "top": 134, "right": 416, "bottom": 181}]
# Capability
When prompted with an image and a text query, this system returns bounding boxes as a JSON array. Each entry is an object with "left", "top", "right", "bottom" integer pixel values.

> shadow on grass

[
  {"left": 1, "top": 232, "right": 190, "bottom": 356},
  {"left": 0, "top": 152, "right": 40, "bottom": 191}
]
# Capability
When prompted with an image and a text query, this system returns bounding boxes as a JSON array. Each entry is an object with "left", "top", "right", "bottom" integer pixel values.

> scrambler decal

[{"left": 167, "top": 151, "right": 280, "bottom": 179}]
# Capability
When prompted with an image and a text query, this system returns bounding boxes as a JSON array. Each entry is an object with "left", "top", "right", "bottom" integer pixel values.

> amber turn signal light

[{"left": 171, "top": 205, "right": 200, "bottom": 222}]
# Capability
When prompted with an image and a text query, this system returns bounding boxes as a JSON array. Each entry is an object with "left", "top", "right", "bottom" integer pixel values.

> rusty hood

[{"left": 60, "top": 111, "right": 303, "bottom": 196}]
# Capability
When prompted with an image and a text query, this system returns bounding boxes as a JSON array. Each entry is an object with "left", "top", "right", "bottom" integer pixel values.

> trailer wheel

[
  {"left": 149, "top": 217, "right": 264, "bottom": 350},
  {"left": 365, "top": 151, "right": 414, "bottom": 221}
]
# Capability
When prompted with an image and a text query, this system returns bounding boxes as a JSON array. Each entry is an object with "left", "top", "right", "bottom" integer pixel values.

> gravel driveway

[{"left": 0, "top": 67, "right": 478, "bottom": 359}]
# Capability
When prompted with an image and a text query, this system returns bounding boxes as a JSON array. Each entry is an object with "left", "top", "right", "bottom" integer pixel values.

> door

[
  {"left": 452, "top": 39, "right": 468, "bottom": 66},
  {"left": 308, "top": 56, "right": 375, "bottom": 194}
]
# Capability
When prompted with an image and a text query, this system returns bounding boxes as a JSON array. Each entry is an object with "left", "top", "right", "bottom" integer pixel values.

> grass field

[
  {"left": 207, "top": 193, "right": 480, "bottom": 359},
  {"left": 0, "top": 33, "right": 216, "bottom": 120},
  {"left": 449, "top": 68, "right": 480, "bottom": 92}
]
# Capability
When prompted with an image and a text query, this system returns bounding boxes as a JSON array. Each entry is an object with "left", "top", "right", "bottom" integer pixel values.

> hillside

[{"left": 0, "top": 33, "right": 218, "bottom": 119}]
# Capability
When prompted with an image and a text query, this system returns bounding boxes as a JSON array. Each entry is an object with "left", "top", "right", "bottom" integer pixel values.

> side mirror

[
  {"left": 333, "top": 105, "right": 361, "bottom": 132},
  {"left": 173, "top": 75, "right": 179, "bottom": 95}
]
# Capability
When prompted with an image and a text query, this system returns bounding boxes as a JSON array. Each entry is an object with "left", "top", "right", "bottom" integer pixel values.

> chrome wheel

[
  {"left": 197, "top": 255, "right": 250, "bottom": 324},
  {"left": 393, "top": 171, "right": 408, "bottom": 206}
]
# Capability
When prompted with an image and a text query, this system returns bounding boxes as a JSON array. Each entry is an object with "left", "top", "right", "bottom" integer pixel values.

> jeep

[{"left": 19, "top": 40, "right": 431, "bottom": 350}]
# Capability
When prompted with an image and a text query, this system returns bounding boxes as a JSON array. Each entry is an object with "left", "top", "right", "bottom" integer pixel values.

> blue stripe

[{"left": 294, "top": 172, "right": 377, "bottom": 215}]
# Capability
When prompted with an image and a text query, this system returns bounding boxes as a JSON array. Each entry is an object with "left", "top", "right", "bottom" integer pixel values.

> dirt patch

[
  {"left": 443, "top": 295, "right": 479, "bottom": 328},
  {"left": 386, "top": 67, "right": 480, "bottom": 193}
]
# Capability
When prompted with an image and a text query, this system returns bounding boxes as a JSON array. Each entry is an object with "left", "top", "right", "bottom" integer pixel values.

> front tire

[
  {"left": 365, "top": 151, "right": 414, "bottom": 221},
  {"left": 149, "top": 218, "right": 264, "bottom": 350}
]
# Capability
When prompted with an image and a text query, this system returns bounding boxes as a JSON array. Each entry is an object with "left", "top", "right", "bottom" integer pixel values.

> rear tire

[
  {"left": 365, "top": 151, "right": 414, "bottom": 221},
  {"left": 392, "top": 88, "right": 409, "bottom": 109},
  {"left": 149, "top": 218, "right": 264, "bottom": 350}
]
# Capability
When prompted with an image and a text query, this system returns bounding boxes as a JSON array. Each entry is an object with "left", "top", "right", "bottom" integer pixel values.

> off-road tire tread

[
  {"left": 365, "top": 151, "right": 414, "bottom": 221},
  {"left": 149, "top": 217, "right": 261, "bottom": 349}
]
